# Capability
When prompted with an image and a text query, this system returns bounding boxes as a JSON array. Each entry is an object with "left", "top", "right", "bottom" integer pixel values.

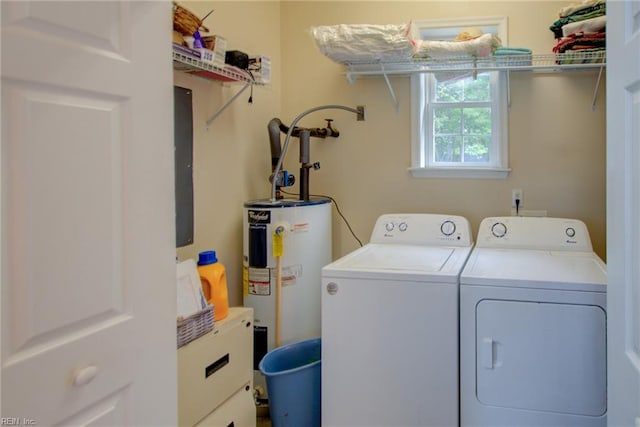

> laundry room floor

[
  {"left": 257, "top": 415, "right": 271, "bottom": 426},
  {"left": 256, "top": 404, "right": 271, "bottom": 426}
]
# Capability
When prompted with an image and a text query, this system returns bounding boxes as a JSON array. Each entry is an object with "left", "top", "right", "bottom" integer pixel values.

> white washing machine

[
  {"left": 460, "top": 216, "right": 607, "bottom": 427},
  {"left": 321, "top": 213, "right": 474, "bottom": 427}
]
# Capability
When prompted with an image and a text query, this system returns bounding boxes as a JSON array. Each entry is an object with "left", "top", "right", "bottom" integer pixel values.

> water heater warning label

[
  {"left": 248, "top": 267, "right": 271, "bottom": 295},
  {"left": 247, "top": 265, "right": 303, "bottom": 295},
  {"left": 281, "top": 265, "right": 302, "bottom": 287}
]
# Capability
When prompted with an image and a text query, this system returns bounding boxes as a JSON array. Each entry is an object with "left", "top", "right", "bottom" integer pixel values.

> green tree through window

[
  {"left": 433, "top": 74, "right": 492, "bottom": 164},
  {"left": 410, "top": 17, "right": 509, "bottom": 179}
]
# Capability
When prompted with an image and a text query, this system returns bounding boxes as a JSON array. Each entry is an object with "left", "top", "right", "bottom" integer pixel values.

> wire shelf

[
  {"left": 172, "top": 49, "right": 259, "bottom": 125},
  {"left": 172, "top": 50, "right": 253, "bottom": 83},
  {"left": 343, "top": 51, "right": 606, "bottom": 78}
]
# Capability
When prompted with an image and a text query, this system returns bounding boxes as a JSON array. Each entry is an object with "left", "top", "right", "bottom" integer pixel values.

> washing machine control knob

[
  {"left": 491, "top": 222, "right": 507, "bottom": 238},
  {"left": 440, "top": 220, "right": 456, "bottom": 236},
  {"left": 385, "top": 222, "right": 394, "bottom": 232},
  {"left": 565, "top": 227, "right": 576, "bottom": 238},
  {"left": 399, "top": 222, "right": 408, "bottom": 232}
]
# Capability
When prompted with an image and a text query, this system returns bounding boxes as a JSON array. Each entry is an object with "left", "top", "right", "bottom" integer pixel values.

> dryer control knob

[
  {"left": 441, "top": 220, "right": 456, "bottom": 236},
  {"left": 491, "top": 222, "right": 507, "bottom": 238},
  {"left": 385, "top": 222, "right": 394, "bottom": 232},
  {"left": 566, "top": 227, "right": 576, "bottom": 238},
  {"left": 399, "top": 222, "right": 408, "bottom": 232}
]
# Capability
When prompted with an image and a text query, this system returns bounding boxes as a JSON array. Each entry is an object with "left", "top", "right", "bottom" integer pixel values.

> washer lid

[
  {"left": 460, "top": 248, "right": 606, "bottom": 291},
  {"left": 322, "top": 244, "right": 472, "bottom": 282}
]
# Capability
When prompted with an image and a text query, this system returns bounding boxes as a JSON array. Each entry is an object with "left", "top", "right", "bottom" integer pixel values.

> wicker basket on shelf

[
  {"left": 177, "top": 304, "right": 214, "bottom": 348},
  {"left": 173, "top": 2, "right": 209, "bottom": 36}
]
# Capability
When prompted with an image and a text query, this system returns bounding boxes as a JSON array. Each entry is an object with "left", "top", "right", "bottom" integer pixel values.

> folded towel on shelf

[
  {"left": 494, "top": 47, "right": 533, "bottom": 66},
  {"left": 558, "top": 0, "right": 605, "bottom": 18},
  {"left": 557, "top": 47, "right": 605, "bottom": 64},
  {"left": 549, "top": 2, "right": 606, "bottom": 38},
  {"left": 561, "top": 15, "right": 606, "bottom": 37},
  {"left": 553, "top": 31, "right": 606, "bottom": 54},
  {"left": 495, "top": 47, "right": 533, "bottom": 55}
]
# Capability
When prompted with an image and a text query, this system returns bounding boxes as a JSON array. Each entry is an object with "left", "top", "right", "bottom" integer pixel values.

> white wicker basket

[{"left": 177, "top": 304, "right": 214, "bottom": 348}]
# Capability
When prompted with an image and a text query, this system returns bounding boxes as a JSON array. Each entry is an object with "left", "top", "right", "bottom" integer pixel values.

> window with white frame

[{"left": 409, "top": 17, "right": 510, "bottom": 179}]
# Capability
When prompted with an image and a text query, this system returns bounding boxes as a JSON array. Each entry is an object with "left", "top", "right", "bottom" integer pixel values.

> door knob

[{"left": 72, "top": 365, "right": 98, "bottom": 386}]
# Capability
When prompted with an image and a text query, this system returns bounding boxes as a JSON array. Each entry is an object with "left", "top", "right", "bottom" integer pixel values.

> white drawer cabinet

[
  {"left": 178, "top": 307, "right": 256, "bottom": 427},
  {"left": 195, "top": 383, "right": 256, "bottom": 427}
]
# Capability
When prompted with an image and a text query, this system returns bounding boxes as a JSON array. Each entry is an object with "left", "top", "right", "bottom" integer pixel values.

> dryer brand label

[{"left": 248, "top": 210, "right": 270, "bottom": 224}]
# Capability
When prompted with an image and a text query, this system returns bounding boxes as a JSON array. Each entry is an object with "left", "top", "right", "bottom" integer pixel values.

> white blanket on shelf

[
  {"left": 309, "top": 23, "right": 414, "bottom": 63},
  {"left": 413, "top": 33, "right": 500, "bottom": 59}
]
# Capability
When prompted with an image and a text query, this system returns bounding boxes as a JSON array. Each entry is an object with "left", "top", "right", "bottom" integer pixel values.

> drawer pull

[{"left": 206, "top": 353, "right": 229, "bottom": 378}]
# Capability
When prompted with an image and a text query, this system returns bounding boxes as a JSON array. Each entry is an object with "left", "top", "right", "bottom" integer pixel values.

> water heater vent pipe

[{"left": 270, "top": 104, "right": 364, "bottom": 202}]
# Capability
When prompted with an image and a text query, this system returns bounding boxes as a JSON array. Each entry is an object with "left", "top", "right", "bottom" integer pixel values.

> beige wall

[
  {"left": 175, "top": 2, "right": 282, "bottom": 306},
  {"left": 280, "top": 1, "right": 606, "bottom": 259},
  {"left": 175, "top": 1, "right": 606, "bottom": 305}
]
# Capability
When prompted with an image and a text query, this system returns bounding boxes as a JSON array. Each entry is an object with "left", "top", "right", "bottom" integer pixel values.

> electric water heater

[{"left": 243, "top": 197, "right": 331, "bottom": 399}]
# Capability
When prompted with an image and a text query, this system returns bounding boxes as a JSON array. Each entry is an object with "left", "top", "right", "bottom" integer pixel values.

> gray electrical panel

[{"left": 174, "top": 86, "right": 194, "bottom": 247}]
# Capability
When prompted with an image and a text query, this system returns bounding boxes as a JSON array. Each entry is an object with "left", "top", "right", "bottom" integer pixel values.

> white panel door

[
  {"left": 606, "top": 1, "right": 640, "bottom": 426},
  {"left": 1, "top": 1, "right": 176, "bottom": 425}
]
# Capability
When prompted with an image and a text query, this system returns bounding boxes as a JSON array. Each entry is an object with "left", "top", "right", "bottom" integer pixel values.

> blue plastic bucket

[{"left": 259, "top": 337, "right": 321, "bottom": 427}]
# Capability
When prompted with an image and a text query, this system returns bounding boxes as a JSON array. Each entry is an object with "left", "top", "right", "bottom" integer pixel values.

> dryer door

[{"left": 476, "top": 299, "right": 606, "bottom": 416}]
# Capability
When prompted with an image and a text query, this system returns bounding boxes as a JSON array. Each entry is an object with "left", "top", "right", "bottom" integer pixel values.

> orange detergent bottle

[{"left": 197, "top": 250, "right": 229, "bottom": 321}]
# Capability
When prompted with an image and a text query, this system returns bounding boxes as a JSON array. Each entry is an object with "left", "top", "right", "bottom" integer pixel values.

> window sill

[{"left": 408, "top": 167, "right": 511, "bottom": 179}]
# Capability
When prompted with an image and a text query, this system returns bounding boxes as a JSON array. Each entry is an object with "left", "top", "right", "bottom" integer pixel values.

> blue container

[{"left": 259, "top": 338, "right": 321, "bottom": 427}]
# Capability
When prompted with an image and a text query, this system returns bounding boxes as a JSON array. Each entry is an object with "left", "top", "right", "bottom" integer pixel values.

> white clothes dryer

[
  {"left": 460, "top": 216, "right": 607, "bottom": 427},
  {"left": 321, "top": 213, "right": 474, "bottom": 427}
]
